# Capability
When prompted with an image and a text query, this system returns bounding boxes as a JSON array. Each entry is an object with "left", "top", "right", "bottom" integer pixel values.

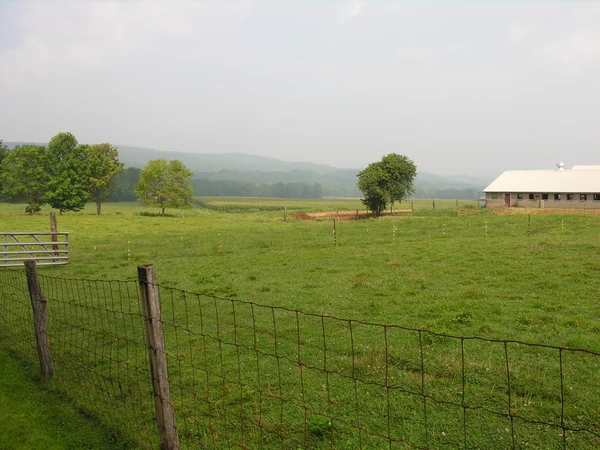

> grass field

[{"left": 1, "top": 199, "right": 599, "bottom": 449}]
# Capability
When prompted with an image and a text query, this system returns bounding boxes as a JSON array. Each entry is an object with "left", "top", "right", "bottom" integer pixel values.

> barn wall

[{"left": 485, "top": 193, "right": 600, "bottom": 209}]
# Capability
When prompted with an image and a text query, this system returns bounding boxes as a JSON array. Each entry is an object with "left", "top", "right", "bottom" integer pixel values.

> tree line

[
  {"left": 192, "top": 179, "right": 324, "bottom": 198},
  {"left": 0, "top": 133, "right": 124, "bottom": 215},
  {"left": 0, "top": 134, "right": 327, "bottom": 216}
]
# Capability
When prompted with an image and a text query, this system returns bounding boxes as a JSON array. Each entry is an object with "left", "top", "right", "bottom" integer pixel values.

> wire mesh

[
  {"left": 1, "top": 266, "right": 599, "bottom": 449},
  {"left": 157, "top": 284, "right": 600, "bottom": 449}
]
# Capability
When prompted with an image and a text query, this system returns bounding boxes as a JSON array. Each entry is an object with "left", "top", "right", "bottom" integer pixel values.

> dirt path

[{"left": 293, "top": 209, "right": 412, "bottom": 221}]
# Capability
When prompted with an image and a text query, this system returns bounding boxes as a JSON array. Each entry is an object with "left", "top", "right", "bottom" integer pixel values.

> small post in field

[
  {"left": 137, "top": 265, "right": 180, "bottom": 450},
  {"left": 561, "top": 219, "right": 564, "bottom": 233},
  {"left": 333, "top": 219, "right": 337, "bottom": 246},
  {"left": 432, "top": 200, "right": 436, "bottom": 211},
  {"left": 528, "top": 214, "right": 531, "bottom": 236},
  {"left": 410, "top": 201, "right": 414, "bottom": 211},
  {"left": 336, "top": 208, "right": 339, "bottom": 222},
  {"left": 356, "top": 209, "right": 359, "bottom": 220},
  {"left": 25, "top": 260, "right": 53, "bottom": 378},
  {"left": 284, "top": 206, "right": 287, "bottom": 222},
  {"left": 218, "top": 234, "right": 222, "bottom": 253},
  {"left": 455, "top": 199, "right": 458, "bottom": 208},
  {"left": 50, "top": 212, "right": 58, "bottom": 259}
]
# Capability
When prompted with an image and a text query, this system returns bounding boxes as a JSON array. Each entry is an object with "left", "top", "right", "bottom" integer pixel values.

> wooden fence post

[
  {"left": 50, "top": 212, "right": 58, "bottom": 259},
  {"left": 283, "top": 206, "right": 287, "bottom": 222},
  {"left": 25, "top": 260, "right": 53, "bottom": 378},
  {"left": 137, "top": 265, "right": 180, "bottom": 450}
]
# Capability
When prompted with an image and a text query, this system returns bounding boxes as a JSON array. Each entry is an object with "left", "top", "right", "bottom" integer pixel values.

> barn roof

[{"left": 484, "top": 165, "right": 600, "bottom": 193}]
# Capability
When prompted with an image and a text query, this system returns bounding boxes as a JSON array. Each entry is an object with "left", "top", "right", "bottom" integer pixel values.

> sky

[{"left": 1, "top": 1, "right": 599, "bottom": 177}]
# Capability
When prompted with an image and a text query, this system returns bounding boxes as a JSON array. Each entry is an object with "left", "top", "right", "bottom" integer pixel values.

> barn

[{"left": 483, "top": 163, "right": 600, "bottom": 209}]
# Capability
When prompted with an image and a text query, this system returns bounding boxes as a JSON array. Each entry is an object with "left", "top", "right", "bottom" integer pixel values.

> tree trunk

[
  {"left": 96, "top": 201, "right": 101, "bottom": 215},
  {"left": 161, "top": 207, "right": 165, "bottom": 216}
]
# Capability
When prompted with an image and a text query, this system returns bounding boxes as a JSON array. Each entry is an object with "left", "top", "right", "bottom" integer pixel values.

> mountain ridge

[{"left": 4, "top": 142, "right": 491, "bottom": 196}]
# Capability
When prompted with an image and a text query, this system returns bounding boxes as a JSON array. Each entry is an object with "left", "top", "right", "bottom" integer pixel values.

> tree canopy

[
  {"left": 134, "top": 159, "right": 193, "bottom": 216},
  {"left": 357, "top": 153, "right": 417, "bottom": 215},
  {"left": 1, "top": 145, "right": 48, "bottom": 214},
  {"left": 86, "top": 143, "right": 125, "bottom": 215},
  {"left": 0, "top": 133, "right": 124, "bottom": 215},
  {"left": 44, "top": 132, "right": 90, "bottom": 214}
]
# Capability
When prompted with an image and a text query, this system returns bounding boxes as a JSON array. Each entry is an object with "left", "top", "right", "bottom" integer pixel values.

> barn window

[
  {"left": 594, "top": 194, "right": 600, "bottom": 201},
  {"left": 554, "top": 194, "right": 561, "bottom": 200},
  {"left": 567, "top": 194, "right": 574, "bottom": 201},
  {"left": 542, "top": 193, "right": 549, "bottom": 200},
  {"left": 491, "top": 193, "right": 498, "bottom": 199},
  {"left": 580, "top": 194, "right": 587, "bottom": 201},
  {"left": 517, "top": 193, "right": 524, "bottom": 200},
  {"left": 528, "top": 193, "right": 535, "bottom": 200}
]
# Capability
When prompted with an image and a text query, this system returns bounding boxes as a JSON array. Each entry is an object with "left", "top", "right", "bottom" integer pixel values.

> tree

[
  {"left": 44, "top": 132, "right": 90, "bottom": 214},
  {"left": 357, "top": 153, "right": 417, "bottom": 216},
  {"left": 86, "top": 143, "right": 124, "bottom": 215},
  {"left": 379, "top": 153, "right": 417, "bottom": 211},
  {"left": 134, "top": 159, "right": 193, "bottom": 216},
  {"left": 1, "top": 145, "right": 48, "bottom": 214},
  {"left": 0, "top": 139, "right": 10, "bottom": 201}
]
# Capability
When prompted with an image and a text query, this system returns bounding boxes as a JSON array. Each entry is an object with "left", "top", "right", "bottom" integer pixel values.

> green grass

[
  {"left": 1, "top": 200, "right": 599, "bottom": 449},
  {"left": 0, "top": 346, "right": 132, "bottom": 449}
]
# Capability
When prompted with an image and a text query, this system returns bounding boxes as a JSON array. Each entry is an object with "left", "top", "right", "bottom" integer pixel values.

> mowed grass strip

[
  {"left": 0, "top": 346, "right": 133, "bottom": 449},
  {"left": 1, "top": 200, "right": 599, "bottom": 448}
]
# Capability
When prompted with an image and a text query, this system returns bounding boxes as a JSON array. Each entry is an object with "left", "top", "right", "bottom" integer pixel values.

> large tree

[
  {"left": 1, "top": 145, "right": 48, "bottom": 214},
  {"left": 44, "top": 132, "right": 90, "bottom": 214},
  {"left": 0, "top": 139, "right": 10, "bottom": 201},
  {"left": 86, "top": 143, "right": 124, "bottom": 215},
  {"left": 134, "top": 159, "right": 193, "bottom": 216},
  {"left": 357, "top": 153, "right": 417, "bottom": 216}
]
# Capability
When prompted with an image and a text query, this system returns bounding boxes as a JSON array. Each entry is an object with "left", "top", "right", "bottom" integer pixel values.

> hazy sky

[{"left": 1, "top": 1, "right": 599, "bottom": 177}]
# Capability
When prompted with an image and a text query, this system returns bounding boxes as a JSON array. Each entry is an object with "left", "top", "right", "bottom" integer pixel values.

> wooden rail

[{"left": 1, "top": 232, "right": 69, "bottom": 267}]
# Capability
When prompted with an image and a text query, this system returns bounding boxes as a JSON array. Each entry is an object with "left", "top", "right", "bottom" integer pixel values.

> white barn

[{"left": 483, "top": 164, "right": 600, "bottom": 209}]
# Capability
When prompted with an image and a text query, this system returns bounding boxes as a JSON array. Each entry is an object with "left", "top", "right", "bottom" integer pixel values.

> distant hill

[{"left": 4, "top": 142, "right": 491, "bottom": 198}]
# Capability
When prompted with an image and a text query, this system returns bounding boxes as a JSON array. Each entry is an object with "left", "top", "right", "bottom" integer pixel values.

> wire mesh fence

[{"left": 1, "top": 265, "right": 599, "bottom": 449}]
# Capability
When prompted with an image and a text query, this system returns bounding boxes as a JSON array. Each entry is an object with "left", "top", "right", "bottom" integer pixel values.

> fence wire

[{"left": 1, "top": 267, "right": 599, "bottom": 449}]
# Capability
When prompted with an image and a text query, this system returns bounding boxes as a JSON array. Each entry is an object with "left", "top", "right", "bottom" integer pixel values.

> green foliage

[
  {"left": 44, "top": 132, "right": 90, "bottom": 214},
  {"left": 109, "top": 167, "right": 141, "bottom": 202},
  {"left": 86, "top": 143, "right": 124, "bottom": 215},
  {"left": 357, "top": 162, "right": 388, "bottom": 215},
  {"left": 1, "top": 145, "right": 48, "bottom": 214},
  {"left": 134, "top": 159, "right": 193, "bottom": 215},
  {"left": 192, "top": 178, "right": 325, "bottom": 198},
  {"left": 357, "top": 153, "right": 417, "bottom": 215},
  {"left": 0, "top": 139, "right": 9, "bottom": 201}
]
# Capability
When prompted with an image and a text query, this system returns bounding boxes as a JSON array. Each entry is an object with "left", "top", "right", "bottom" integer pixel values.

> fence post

[
  {"left": 50, "top": 212, "right": 58, "bottom": 259},
  {"left": 137, "top": 265, "right": 180, "bottom": 450},
  {"left": 283, "top": 206, "right": 287, "bottom": 222},
  {"left": 25, "top": 260, "right": 53, "bottom": 378}
]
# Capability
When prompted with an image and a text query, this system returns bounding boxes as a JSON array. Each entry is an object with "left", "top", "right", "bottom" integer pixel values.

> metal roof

[{"left": 483, "top": 166, "right": 600, "bottom": 193}]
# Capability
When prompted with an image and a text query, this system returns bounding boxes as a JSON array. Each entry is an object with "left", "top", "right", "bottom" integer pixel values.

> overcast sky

[{"left": 1, "top": 1, "right": 599, "bottom": 177}]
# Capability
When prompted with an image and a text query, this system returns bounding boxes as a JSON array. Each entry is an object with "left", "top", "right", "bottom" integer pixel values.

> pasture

[{"left": 1, "top": 199, "right": 599, "bottom": 449}]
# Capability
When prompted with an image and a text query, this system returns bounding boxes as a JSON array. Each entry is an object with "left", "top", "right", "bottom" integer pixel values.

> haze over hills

[{"left": 4, "top": 142, "right": 491, "bottom": 198}]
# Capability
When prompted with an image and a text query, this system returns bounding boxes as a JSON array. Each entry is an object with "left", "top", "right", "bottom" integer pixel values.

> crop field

[{"left": 1, "top": 199, "right": 599, "bottom": 449}]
